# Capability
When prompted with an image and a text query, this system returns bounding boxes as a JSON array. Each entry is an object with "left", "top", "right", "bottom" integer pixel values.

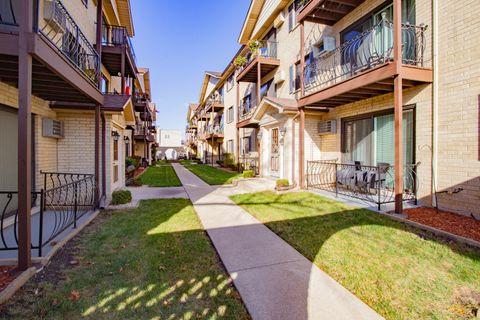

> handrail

[
  {"left": 102, "top": 24, "right": 137, "bottom": 62},
  {"left": 38, "top": 0, "right": 100, "bottom": 84},
  {"left": 303, "top": 17, "right": 427, "bottom": 95}
]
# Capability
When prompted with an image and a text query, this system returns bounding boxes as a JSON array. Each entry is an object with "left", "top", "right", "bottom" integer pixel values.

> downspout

[
  {"left": 431, "top": 0, "right": 439, "bottom": 208},
  {"left": 95, "top": 0, "right": 103, "bottom": 207}
]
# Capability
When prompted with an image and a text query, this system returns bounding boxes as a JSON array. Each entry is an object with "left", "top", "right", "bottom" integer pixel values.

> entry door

[{"left": 270, "top": 128, "right": 279, "bottom": 176}]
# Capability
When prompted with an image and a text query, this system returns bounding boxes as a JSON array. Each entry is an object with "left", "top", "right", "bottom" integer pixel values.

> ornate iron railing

[
  {"left": 102, "top": 24, "right": 137, "bottom": 62},
  {"left": 0, "top": 173, "right": 96, "bottom": 257},
  {"left": 303, "top": 17, "right": 427, "bottom": 95},
  {"left": 306, "top": 160, "right": 418, "bottom": 210},
  {"left": 239, "top": 155, "right": 259, "bottom": 175},
  {"left": 239, "top": 96, "right": 258, "bottom": 121},
  {"left": 39, "top": 0, "right": 100, "bottom": 84}
]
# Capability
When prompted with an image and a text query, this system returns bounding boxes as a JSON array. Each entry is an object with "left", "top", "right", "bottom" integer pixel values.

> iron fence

[
  {"left": 102, "top": 24, "right": 137, "bottom": 62},
  {"left": 303, "top": 16, "right": 427, "bottom": 95},
  {"left": 239, "top": 155, "right": 259, "bottom": 175},
  {"left": 306, "top": 160, "right": 418, "bottom": 210},
  {"left": 0, "top": 172, "right": 96, "bottom": 257}
]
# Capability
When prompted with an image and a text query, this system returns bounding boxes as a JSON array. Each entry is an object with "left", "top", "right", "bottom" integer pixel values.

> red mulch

[
  {"left": 404, "top": 207, "right": 480, "bottom": 242},
  {"left": 0, "top": 266, "right": 18, "bottom": 292},
  {"left": 133, "top": 167, "right": 145, "bottom": 178}
]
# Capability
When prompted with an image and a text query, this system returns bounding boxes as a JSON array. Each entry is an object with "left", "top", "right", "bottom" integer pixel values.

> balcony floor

[
  {"left": 299, "top": 63, "right": 433, "bottom": 108},
  {"left": 236, "top": 56, "right": 280, "bottom": 83}
]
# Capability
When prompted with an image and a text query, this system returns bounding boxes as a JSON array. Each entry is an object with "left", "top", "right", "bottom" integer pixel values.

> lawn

[
  {"left": 230, "top": 191, "right": 480, "bottom": 320},
  {"left": 1, "top": 199, "right": 248, "bottom": 319},
  {"left": 182, "top": 163, "right": 242, "bottom": 185},
  {"left": 135, "top": 165, "right": 181, "bottom": 187}
]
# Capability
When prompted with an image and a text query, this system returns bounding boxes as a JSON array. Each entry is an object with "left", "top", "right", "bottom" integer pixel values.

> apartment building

[
  {"left": 0, "top": 0, "right": 156, "bottom": 268},
  {"left": 188, "top": 0, "right": 480, "bottom": 218}
]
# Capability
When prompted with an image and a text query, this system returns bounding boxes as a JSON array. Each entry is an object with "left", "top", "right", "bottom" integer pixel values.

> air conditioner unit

[
  {"left": 274, "top": 11, "right": 286, "bottom": 28},
  {"left": 274, "top": 70, "right": 286, "bottom": 84},
  {"left": 315, "top": 36, "right": 336, "bottom": 58},
  {"left": 42, "top": 118, "right": 64, "bottom": 139},
  {"left": 44, "top": 0, "right": 66, "bottom": 33},
  {"left": 318, "top": 120, "right": 336, "bottom": 135}
]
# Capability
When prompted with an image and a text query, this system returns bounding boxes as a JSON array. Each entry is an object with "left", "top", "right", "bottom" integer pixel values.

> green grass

[
  {"left": 135, "top": 165, "right": 181, "bottom": 187},
  {"left": 3, "top": 199, "right": 248, "bottom": 319},
  {"left": 230, "top": 191, "right": 480, "bottom": 320},
  {"left": 182, "top": 163, "right": 242, "bottom": 185}
]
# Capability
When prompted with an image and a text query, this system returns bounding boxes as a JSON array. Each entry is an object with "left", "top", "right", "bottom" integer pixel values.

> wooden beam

[
  {"left": 299, "top": 108, "right": 305, "bottom": 188},
  {"left": 297, "top": 0, "right": 323, "bottom": 23},
  {"left": 300, "top": 22, "right": 305, "bottom": 98}
]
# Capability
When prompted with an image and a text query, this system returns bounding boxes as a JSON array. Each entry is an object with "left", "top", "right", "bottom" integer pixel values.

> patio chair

[{"left": 336, "top": 161, "right": 362, "bottom": 188}]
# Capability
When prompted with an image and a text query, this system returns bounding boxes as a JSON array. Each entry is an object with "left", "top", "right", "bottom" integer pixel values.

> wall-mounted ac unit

[
  {"left": 315, "top": 36, "right": 336, "bottom": 58},
  {"left": 44, "top": 0, "right": 66, "bottom": 33},
  {"left": 318, "top": 120, "right": 336, "bottom": 135},
  {"left": 274, "top": 70, "right": 286, "bottom": 84},
  {"left": 43, "top": 118, "right": 64, "bottom": 139},
  {"left": 274, "top": 11, "right": 286, "bottom": 28}
]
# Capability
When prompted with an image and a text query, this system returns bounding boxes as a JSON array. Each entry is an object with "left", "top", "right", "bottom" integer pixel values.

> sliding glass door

[{"left": 342, "top": 109, "right": 414, "bottom": 166}]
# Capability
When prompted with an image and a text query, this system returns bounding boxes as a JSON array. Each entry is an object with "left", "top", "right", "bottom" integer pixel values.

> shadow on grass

[{"left": 0, "top": 199, "right": 248, "bottom": 320}]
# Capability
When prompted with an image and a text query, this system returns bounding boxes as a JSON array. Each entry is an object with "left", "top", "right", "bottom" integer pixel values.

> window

[
  {"left": 289, "top": 62, "right": 302, "bottom": 93},
  {"left": 101, "top": 75, "right": 109, "bottom": 93},
  {"left": 227, "top": 106, "right": 234, "bottom": 123},
  {"left": 242, "top": 94, "right": 252, "bottom": 113},
  {"left": 113, "top": 165, "right": 118, "bottom": 182},
  {"left": 113, "top": 139, "right": 119, "bottom": 161},
  {"left": 288, "top": 0, "right": 303, "bottom": 32},
  {"left": 226, "top": 74, "right": 234, "bottom": 91},
  {"left": 260, "top": 79, "right": 273, "bottom": 100},
  {"left": 242, "top": 137, "right": 250, "bottom": 155},
  {"left": 227, "top": 140, "right": 234, "bottom": 154},
  {"left": 342, "top": 108, "right": 415, "bottom": 166}
]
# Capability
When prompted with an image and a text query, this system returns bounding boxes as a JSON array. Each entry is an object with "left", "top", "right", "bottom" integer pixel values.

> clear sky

[{"left": 131, "top": 0, "right": 251, "bottom": 133}]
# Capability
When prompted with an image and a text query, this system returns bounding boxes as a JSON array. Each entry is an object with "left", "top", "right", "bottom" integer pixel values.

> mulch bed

[
  {"left": 0, "top": 266, "right": 20, "bottom": 292},
  {"left": 133, "top": 167, "right": 146, "bottom": 178},
  {"left": 404, "top": 207, "right": 480, "bottom": 242}
]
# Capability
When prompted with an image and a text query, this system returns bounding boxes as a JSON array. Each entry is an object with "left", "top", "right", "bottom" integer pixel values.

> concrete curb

[
  {"left": 379, "top": 211, "right": 480, "bottom": 249},
  {"left": 0, "top": 266, "right": 36, "bottom": 304}
]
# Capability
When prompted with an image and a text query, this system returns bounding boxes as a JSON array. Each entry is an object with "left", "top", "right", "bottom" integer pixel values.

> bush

[
  {"left": 223, "top": 153, "right": 234, "bottom": 168},
  {"left": 111, "top": 190, "right": 132, "bottom": 205},
  {"left": 276, "top": 179, "right": 290, "bottom": 188},
  {"left": 243, "top": 170, "right": 255, "bottom": 178},
  {"left": 126, "top": 156, "right": 141, "bottom": 169},
  {"left": 216, "top": 160, "right": 224, "bottom": 167}
]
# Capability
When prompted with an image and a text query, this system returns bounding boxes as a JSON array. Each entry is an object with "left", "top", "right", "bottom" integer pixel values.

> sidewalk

[{"left": 171, "top": 163, "right": 383, "bottom": 320}]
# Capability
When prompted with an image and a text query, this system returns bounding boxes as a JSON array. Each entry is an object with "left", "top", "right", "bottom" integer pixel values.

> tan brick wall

[{"left": 434, "top": 0, "right": 480, "bottom": 216}]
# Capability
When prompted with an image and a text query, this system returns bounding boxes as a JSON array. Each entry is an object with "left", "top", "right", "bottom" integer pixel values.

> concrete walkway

[
  {"left": 172, "top": 163, "right": 383, "bottom": 320},
  {"left": 108, "top": 186, "right": 189, "bottom": 209}
]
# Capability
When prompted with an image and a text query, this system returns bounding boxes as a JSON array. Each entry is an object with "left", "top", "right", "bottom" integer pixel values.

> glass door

[{"left": 270, "top": 128, "right": 280, "bottom": 175}]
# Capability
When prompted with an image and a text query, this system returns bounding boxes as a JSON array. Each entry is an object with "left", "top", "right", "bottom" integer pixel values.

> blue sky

[{"left": 131, "top": 0, "right": 250, "bottom": 132}]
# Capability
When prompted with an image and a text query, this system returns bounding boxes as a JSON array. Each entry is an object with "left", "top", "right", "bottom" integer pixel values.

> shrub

[
  {"left": 111, "top": 190, "right": 132, "bottom": 205},
  {"left": 243, "top": 170, "right": 255, "bottom": 178},
  {"left": 216, "top": 160, "right": 224, "bottom": 167},
  {"left": 276, "top": 179, "right": 290, "bottom": 188},
  {"left": 234, "top": 55, "right": 248, "bottom": 68},
  {"left": 223, "top": 153, "right": 234, "bottom": 168}
]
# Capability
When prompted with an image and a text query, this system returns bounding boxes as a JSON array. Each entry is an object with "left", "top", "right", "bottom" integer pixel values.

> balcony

[
  {"left": 297, "top": 0, "right": 366, "bottom": 26},
  {"left": 236, "top": 41, "right": 280, "bottom": 83},
  {"left": 299, "top": 17, "right": 432, "bottom": 108},
  {"left": 0, "top": 0, "right": 102, "bottom": 104},
  {"left": 205, "top": 93, "right": 224, "bottom": 113},
  {"left": 134, "top": 94, "right": 149, "bottom": 112},
  {"left": 205, "top": 124, "right": 224, "bottom": 140},
  {"left": 101, "top": 24, "right": 137, "bottom": 78},
  {"left": 237, "top": 96, "right": 259, "bottom": 128},
  {"left": 134, "top": 126, "right": 155, "bottom": 142}
]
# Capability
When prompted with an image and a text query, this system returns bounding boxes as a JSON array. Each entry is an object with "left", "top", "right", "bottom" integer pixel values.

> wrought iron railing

[
  {"left": 238, "top": 40, "right": 278, "bottom": 74},
  {"left": 102, "top": 24, "right": 137, "bottom": 62},
  {"left": 303, "top": 16, "right": 427, "bottom": 96},
  {"left": 0, "top": 172, "right": 96, "bottom": 257},
  {"left": 306, "top": 160, "right": 418, "bottom": 210},
  {"left": 38, "top": 0, "right": 100, "bottom": 84},
  {"left": 239, "top": 97, "right": 257, "bottom": 121},
  {"left": 239, "top": 155, "right": 259, "bottom": 175}
]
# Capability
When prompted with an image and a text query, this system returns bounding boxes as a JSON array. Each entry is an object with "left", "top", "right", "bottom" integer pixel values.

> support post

[
  {"left": 101, "top": 112, "right": 106, "bottom": 201},
  {"left": 236, "top": 81, "right": 240, "bottom": 166},
  {"left": 299, "top": 107, "right": 305, "bottom": 189},
  {"left": 393, "top": 0, "right": 403, "bottom": 213},
  {"left": 95, "top": 0, "right": 103, "bottom": 207},
  {"left": 257, "top": 63, "right": 261, "bottom": 105},
  {"left": 17, "top": 0, "right": 34, "bottom": 271},
  {"left": 121, "top": 47, "right": 126, "bottom": 94}
]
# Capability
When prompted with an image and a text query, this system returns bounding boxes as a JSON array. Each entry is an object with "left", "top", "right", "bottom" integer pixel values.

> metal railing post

[
  {"left": 335, "top": 163, "right": 338, "bottom": 198},
  {"left": 38, "top": 190, "right": 44, "bottom": 257},
  {"left": 73, "top": 183, "right": 78, "bottom": 229},
  {"left": 377, "top": 166, "right": 382, "bottom": 211}
]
